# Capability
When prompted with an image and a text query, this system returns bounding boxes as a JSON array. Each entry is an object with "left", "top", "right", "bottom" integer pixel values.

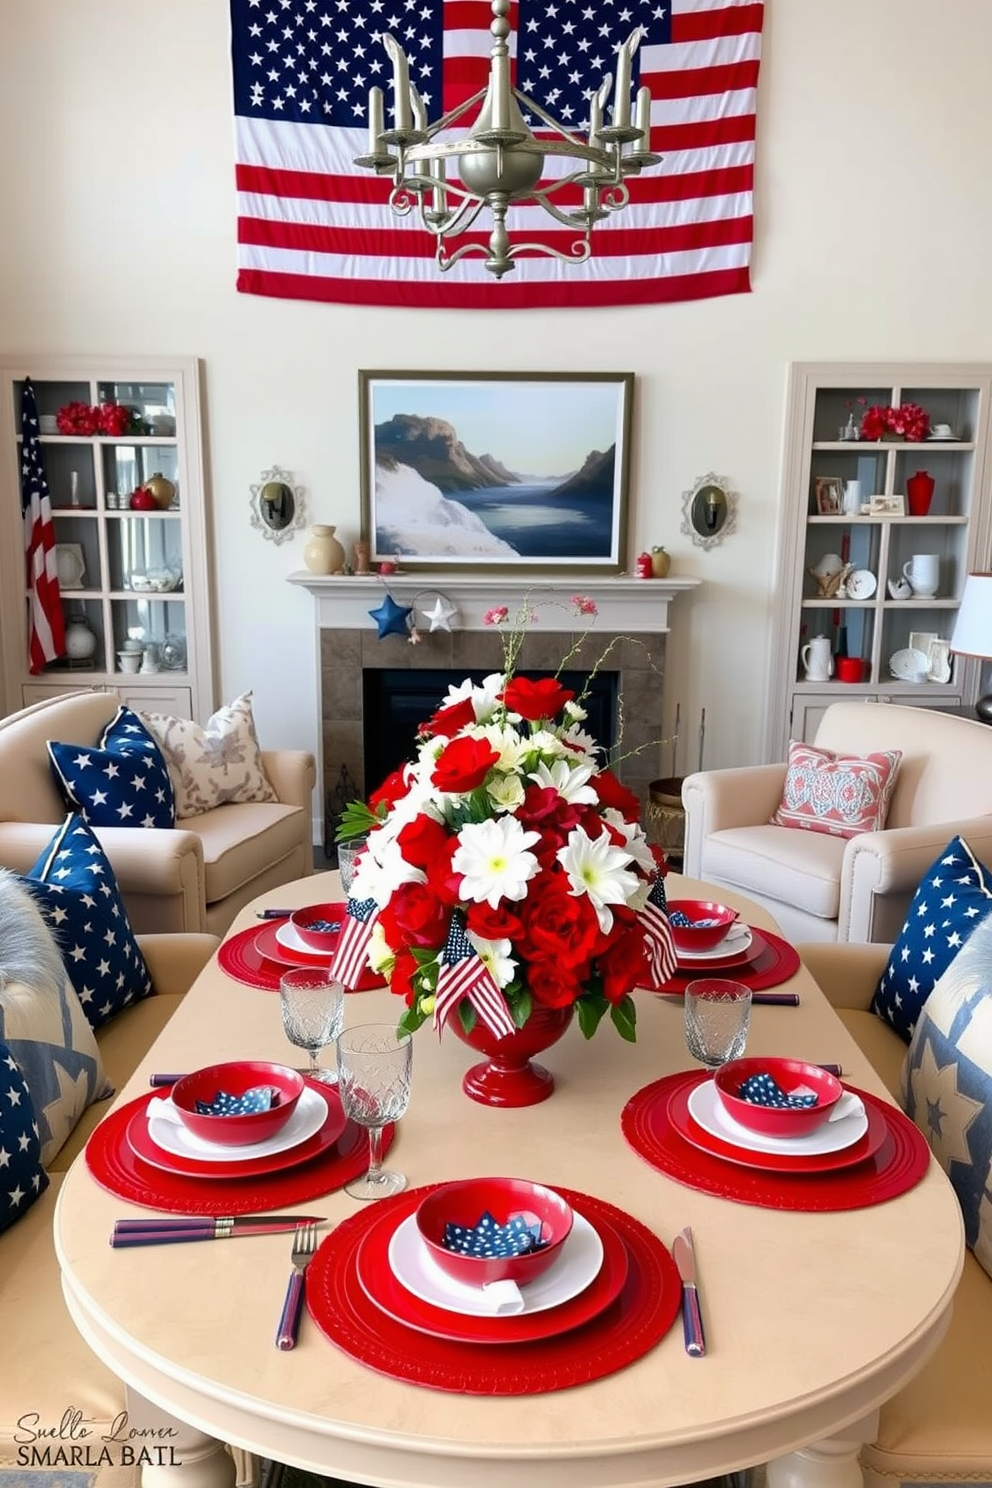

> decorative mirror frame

[
  {"left": 680, "top": 472, "right": 738, "bottom": 550},
  {"left": 249, "top": 465, "right": 307, "bottom": 545}
]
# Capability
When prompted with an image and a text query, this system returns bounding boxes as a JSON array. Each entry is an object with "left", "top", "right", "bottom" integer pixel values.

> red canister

[{"left": 636, "top": 552, "right": 654, "bottom": 579}]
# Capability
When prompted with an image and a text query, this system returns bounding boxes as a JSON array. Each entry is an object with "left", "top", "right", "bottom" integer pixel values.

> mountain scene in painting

[{"left": 372, "top": 412, "right": 617, "bottom": 561}]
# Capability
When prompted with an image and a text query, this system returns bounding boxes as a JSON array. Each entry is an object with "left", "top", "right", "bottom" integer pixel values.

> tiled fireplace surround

[{"left": 289, "top": 574, "right": 699, "bottom": 831}]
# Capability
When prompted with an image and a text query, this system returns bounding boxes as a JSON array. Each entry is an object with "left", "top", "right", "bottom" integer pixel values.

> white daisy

[
  {"left": 453, "top": 816, "right": 542, "bottom": 908},
  {"left": 529, "top": 757, "right": 599, "bottom": 804},
  {"left": 557, "top": 826, "right": 640, "bottom": 933},
  {"left": 466, "top": 932, "right": 516, "bottom": 987}
]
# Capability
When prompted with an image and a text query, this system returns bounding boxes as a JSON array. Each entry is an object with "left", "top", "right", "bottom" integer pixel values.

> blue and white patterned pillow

[
  {"left": 0, "top": 867, "right": 111, "bottom": 1166},
  {"left": 47, "top": 704, "right": 175, "bottom": 828},
  {"left": 870, "top": 835, "right": 992, "bottom": 1042},
  {"left": 902, "top": 913, "right": 992, "bottom": 1281},
  {"left": 25, "top": 815, "right": 154, "bottom": 1032},
  {"left": 0, "top": 1040, "right": 49, "bottom": 1233}
]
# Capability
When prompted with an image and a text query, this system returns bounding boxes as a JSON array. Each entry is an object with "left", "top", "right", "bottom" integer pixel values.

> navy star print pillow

[
  {"left": 47, "top": 704, "right": 175, "bottom": 829},
  {"left": 25, "top": 815, "right": 153, "bottom": 1032},
  {"left": 0, "top": 1040, "right": 49, "bottom": 1235},
  {"left": 870, "top": 835, "right": 992, "bottom": 1043}
]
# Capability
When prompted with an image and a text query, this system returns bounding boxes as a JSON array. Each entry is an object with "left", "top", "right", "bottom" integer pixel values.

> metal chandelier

[{"left": 353, "top": 0, "right": 662, "bottom": 280}]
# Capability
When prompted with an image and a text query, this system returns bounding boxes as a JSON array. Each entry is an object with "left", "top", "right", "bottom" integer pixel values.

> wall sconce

[
  {"left": 249, "top": 465, "right": 307, "bottom": 545},
  {"left": 681, "top": 473, "right": 738, "bottom": 551}
]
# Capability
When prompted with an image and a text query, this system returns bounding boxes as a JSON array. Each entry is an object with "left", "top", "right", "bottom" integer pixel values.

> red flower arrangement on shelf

[
  {"left": 330, "top": 595, "right": 677, "bottom": 1047},
  {"left": 858, "top": 402, "right": 931, "bottom": 443},
  {"left": 55, "top": 401, "right": 138, "bottom": 437}
]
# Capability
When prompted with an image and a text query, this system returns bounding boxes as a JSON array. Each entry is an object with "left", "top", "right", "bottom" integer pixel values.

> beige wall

[{"left": 1, "top": 0, "right": 990, "bottom": 794}]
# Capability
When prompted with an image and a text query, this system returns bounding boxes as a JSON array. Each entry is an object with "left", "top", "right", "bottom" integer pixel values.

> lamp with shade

[{"left": 950, "top": 572, "right": 992, "bottom": 721}]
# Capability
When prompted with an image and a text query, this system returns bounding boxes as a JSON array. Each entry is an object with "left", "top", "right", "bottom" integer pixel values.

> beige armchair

[
  {"left": 0, "top": 691, "right": 315, "bottom": 935},
  {"left": 681, "top": 701, "right": 992, "bottom": 944}
]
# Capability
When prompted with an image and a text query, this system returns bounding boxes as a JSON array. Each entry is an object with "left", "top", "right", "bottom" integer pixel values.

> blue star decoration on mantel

[{"left": 369, "top": 594, "right": 413, "bottom": 640}]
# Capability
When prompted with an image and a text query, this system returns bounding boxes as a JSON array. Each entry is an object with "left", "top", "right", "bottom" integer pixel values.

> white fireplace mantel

[{"left": 288, "top": 572, "right": 700, "bottom": 632}]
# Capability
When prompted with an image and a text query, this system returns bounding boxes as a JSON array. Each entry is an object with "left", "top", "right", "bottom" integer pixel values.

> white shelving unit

[
  {"left": 0, "top": 356, "right": 216, "bottom": 719},
  {"left": 767, "top": 362, "right": 992, "bottom": 756}
]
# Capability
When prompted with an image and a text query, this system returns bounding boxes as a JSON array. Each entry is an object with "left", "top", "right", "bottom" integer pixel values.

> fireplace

[
  {"left": 362, "top": 667, "right": 619, "bottom": 792},
  {"left": 287, "top": 572, "right": 700, "bottom": 847}
]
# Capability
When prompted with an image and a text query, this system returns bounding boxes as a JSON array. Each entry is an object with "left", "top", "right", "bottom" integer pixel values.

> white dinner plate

[
  {"left": 676, "top": 925, "right": 754, "bottom": 963},
  {"left": 387, "top": 1210, "right": 604, "bottom": 1318},
  {"left": 687, "top": 1079, "right": 868, "bottom": 1157},
  {"left": 889, "top": 647, "right": 930, "bottom": 682},
  {"left": 275, "top": 918, "right": 338, "bottom": 960},
  {"left": 927, "top": 433, "right": 958, "bottom": 441},
  {"left": 846, "top": 569, "right": 877, "bottom": 600},
  {"left": 145, "top": 1082, "right": 328, "bottom": 1163}
]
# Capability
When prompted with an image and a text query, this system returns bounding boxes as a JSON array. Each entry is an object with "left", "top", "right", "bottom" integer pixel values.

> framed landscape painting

[{"left": 359, "top": 371, "right": 633, "bottom": 572}]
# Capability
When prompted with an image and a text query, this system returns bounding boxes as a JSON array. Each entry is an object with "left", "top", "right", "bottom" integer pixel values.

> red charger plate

[
  {"left": 306, "top": 1185, "right": 682, "bottom": 1394},
  {"left": 255, "top": 920, "right": 334, "bottom": 967},
  {"left": 85, "top": 1088, "right": 394, "bottom": 1214},
  {"left": 666, "top": 1080, "right": 887, "bottom": 1174},
  {"left": 127, "top": 1084, "right": 348, "bottom": 1179},
  {"left": 648, "top": 928, "right": 801, "bottom": 994},
  {"left": 621, "top": 1071, "right": 931, "bottom": 1212},
  {"left": 354, "top": 1199, "right": 630, "bottom": 1344},
  {"left": 217, "top": 919, "right": 384, "bottom": 992}
]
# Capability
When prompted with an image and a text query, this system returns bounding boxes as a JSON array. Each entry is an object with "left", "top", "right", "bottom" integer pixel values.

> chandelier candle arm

[{"left": 355, "top": 0, "right": 662, "bottom": 279}]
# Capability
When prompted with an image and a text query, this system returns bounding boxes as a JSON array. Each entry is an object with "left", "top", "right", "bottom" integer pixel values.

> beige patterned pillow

[{"left": 139, "top": 693, "right": 276, "bottom": 820}]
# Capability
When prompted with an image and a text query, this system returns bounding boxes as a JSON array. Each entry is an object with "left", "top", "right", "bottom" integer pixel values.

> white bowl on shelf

[{"left": 890, "top": 647, "right": 930, "bottom": 683}]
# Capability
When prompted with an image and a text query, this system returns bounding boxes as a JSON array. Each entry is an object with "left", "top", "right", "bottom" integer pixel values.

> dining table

[{"left": 53, "top": 872, "right": 964, "bottom": 1488}]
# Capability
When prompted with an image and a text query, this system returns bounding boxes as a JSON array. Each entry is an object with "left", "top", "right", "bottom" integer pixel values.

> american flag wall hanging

[{"left": 230, "top": 0, "right": 763, "bottom": 310}]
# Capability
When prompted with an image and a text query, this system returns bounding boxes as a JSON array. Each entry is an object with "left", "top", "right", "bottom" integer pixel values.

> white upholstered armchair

[{"left": 681, "top": 701, "right": 992, "bottom": 944}]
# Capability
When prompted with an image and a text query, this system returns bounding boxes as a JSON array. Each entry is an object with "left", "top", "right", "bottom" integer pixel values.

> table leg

[
  {"left": 766, "top": 1412, "right": 880, "bottom": 1488},
  {"left": 123, "top": 1386, "right": 237, "bottom": 1488}
]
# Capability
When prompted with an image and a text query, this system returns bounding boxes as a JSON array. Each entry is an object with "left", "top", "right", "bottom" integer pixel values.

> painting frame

[
  {"left": 814, "top": 476, "right": 844, "bottom": 515},
  {"left": 358, "top": 370, "right": 634, "bottom": 573}
]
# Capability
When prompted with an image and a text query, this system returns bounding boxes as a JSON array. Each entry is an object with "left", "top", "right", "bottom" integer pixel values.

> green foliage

[{"left": 334, "top": 801, "right": 384, "bottom": 841}]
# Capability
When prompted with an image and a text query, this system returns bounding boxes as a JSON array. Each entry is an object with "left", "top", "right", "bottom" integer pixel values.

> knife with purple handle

[{"left": 673, "top": 1227, "right": 706, "bottom": 1357}]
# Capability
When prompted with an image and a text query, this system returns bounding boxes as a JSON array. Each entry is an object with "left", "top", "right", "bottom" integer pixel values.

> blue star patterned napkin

[
  {"left": 670, "top": 910, "right": 723, "bottom": 928},
  {"left": 736, "top": 1073, "right": 818, "bottom": 1109},
  {"left": 442, "top": 1211, "right": 546, "bottom": 1258},
  {"left": 194, "top": 1084, "right": 279, "bottom": 1116}
]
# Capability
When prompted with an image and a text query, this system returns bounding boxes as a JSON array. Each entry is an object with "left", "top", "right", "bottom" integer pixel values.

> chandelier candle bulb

[
  {"left": 368, "top": 86, "right": 384, "bottom": 151},
  {"left": 612, "top": 34, "right": 634, "bottom": 128},
  {"left": 635, "top": 86, "right": 651, "bottom": 143},
  {"left": 386, "top": 36, "right": 413, "bottom": 132}
]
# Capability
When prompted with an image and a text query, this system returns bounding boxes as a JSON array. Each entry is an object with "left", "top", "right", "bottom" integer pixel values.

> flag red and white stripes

[
  {"left": 18, "top": 379, "right": 65, "bottom": 674},
  {"left": 330, "top": 897, "right": 380, "bottom": 990},
  {"left": 433, "top": 914, "right": 517, "bottom": 1038},
  {"left": 640, "top": 876, "right": 679, "bottom": 986},
  {"left": 230, "top": 0, "right": 763, "bottom": 309}
]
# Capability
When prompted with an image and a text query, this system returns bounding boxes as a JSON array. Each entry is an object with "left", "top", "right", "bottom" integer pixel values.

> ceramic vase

[
  {"left": 303, "top": 524, "right": 346, "bottom": 575},
  {"left": 651, "top": 547, "right": 671, "bottom": 577},
  {"left": 450, "top": 1004, "right": 573, "bottom": 1107},
  {"left": 906, "top": 470, "right": 935, "bottom": 517},
  {"left": 64, "top": 616, "right": 97, "bottom": 661}
]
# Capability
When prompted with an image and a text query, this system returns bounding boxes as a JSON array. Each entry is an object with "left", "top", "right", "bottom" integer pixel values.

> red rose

[
  {"left": 526, "top": 954, "right": 583, "bottom": 1009},
  {"left": 598, "top": 929, "right": 650, "bottom": 1003},
  {"left": 369, "top": 766, "right": 410, "bottom": 815},
  {"left": 519, "top": 875, "right": 601, "bottom": 969},
  {"left": 464, "top": 901, "right": 524, "bottom": 942},
  {"left": 388, "top": 946, "right": 423, "bottom": 1005},
  {"left": 379, "top": 882, "right": 449, "bottom": 949},
  {"left": 592, "top": 770, "right": 641, "bottom": 822},
  {"left": 431, "top": 735, "right": 498, "bottom": 793},
  {"left": 423, "top": 696, "right": 476, "bottom": 739},
  {"left": 501, "top": 676, "right": 574, "bottom": 721},
  {"left": 397, "top": 814, "right": 450, "bottom": 872}
]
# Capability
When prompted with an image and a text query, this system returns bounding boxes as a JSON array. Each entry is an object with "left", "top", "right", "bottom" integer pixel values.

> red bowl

[
  {"left": 668, "top": 898, "right": 740, "bottom": 952},
  {"left": 170, "top": 1061, "right": 304, "bottom": 1146},
  {"left": 415, "top": 1178, "right": 573, "bottom": 1288},
  {"left": 291, "top": 901, "right": 346, "bottom": 955},
  {"left": 714, "top": 1057, "right": 843, "bottom": 1138}
]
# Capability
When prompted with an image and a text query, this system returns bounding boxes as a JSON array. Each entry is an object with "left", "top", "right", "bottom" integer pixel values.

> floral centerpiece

[
  {"left": 859, "top": 402, "right": 930, "bottom": 442},
  {"left": 331, "top": 597, "right": 677, "bottom": 1063}
]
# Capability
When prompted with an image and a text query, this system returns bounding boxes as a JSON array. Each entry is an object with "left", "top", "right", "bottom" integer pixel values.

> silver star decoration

[{"left": 421, "top": 595, "right": 457, "bottom": 632}]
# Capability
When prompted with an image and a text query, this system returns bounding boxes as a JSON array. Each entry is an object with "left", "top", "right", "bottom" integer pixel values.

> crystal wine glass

[
  {"left": 684, "top": 979, "right": 752, "bottom": 1071},
  {"left": 336, "top": 1023, "right": 413, "bottom": 1200},
  {"left": 279, "top": 968, "right": 345, "bottom": 1084}
]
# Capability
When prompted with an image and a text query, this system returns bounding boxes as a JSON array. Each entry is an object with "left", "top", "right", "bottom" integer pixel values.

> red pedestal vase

[
  {"left": 906, "top": 470, "right": 935, "bottom": 516},
  {"left": 451, "top": 1005, "right": 574, "bottom": 1107}
]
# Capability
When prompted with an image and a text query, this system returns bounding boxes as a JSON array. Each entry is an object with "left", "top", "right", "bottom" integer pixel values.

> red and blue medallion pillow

[
  {"left": 871, "top": 835, "right": 992, "bottom": 1043},
  {"left": 47, "top": 704, "right": 175, "bottom": 828},
  {"left": 770, "top": 741, "right": 902, "bottom": 839}
]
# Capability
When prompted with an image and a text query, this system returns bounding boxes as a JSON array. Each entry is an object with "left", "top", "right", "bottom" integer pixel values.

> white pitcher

[
  {"left": 902, "top": 554, "right": 940, "bottom": 597},
  {"left": 801, "top": 635, "right": 834, "bottom": 681}
]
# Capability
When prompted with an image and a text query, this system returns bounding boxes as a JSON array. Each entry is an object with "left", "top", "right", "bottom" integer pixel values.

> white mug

[
  {"left": 801, "top": 635, "right": 834, "bottom": 681},
  {"left": 842, "top": 479, "right": 862, "bottom": 515},
  {"left": 902, "top": 554, "right": 940, "bottom": 597}
]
